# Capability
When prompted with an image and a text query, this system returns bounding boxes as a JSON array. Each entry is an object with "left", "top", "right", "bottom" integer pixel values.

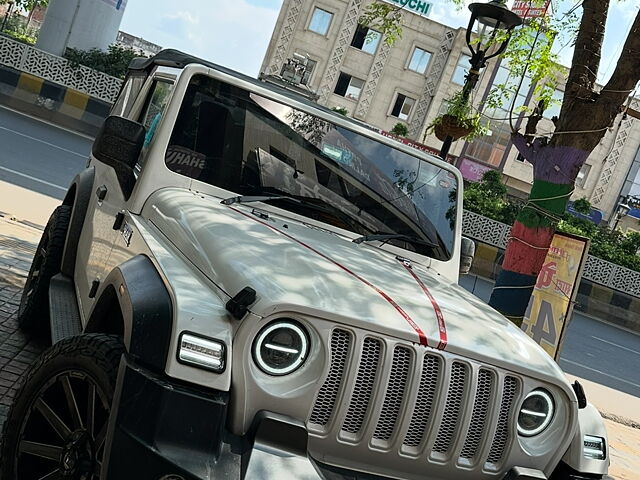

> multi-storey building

[{"left": 260, "top": 0, "right": 640, "bottom": 221}]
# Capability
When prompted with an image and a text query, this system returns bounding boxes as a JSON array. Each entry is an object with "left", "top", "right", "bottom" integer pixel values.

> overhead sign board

[
  {"left": 521, "top": 232, "right": 589, "bottom": 360},
  {"left": 382, "top": 0, "right": 432, "bottom": 18},
  {"left": 512, "top": 0, "right": 551, "bottom": 19}
]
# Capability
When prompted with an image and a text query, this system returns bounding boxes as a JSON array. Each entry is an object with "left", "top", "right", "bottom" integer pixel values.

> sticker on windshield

[
  {"left": 322, "top": 143, "right": 354, "bottom": 166},
  {"left": 439, "top": 179, "right": 451, "bottom": 189}
]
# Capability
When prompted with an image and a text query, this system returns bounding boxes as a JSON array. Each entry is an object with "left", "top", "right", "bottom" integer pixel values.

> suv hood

[{"left": 144, "top": 189, "right": 568, "bottom": 385}]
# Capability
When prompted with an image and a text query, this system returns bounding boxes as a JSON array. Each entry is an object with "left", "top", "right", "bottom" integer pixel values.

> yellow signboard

[{"left": 521, "top": 232, "right": 589, "bottom": 360}]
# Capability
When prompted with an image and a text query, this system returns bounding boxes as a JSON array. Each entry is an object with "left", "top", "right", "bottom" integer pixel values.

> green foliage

[
  {"left": 465, "top": 173, "right": 640, "bottom": 271},
  {"left": 0, "top": 12, "right": 37, "bottom": 44},
  {"left": 362, "top": 1, "right": 579, "bottom": 118},
  {"left": 390, "top": 122, "right": 408, "bottom": 137},
  {"left": 331, "top": 106, "right": 348, "bottom": 116},
  {"left": 572, "top": 197, "right": 592, "bottom": 215},
  {"left": 426, "top": 89, "right": 488, "bottom": 141},
  {"left": 0, "top": 0, "right": 48, "bottom": 10},
  {"left": 462, "top": 170, "right": 522, "bottom": 225},
  {"left": 64, "top": 44, "right": 146, "bottom": 80},
  {"left": 359, "top": 2, "right": 405, "bottom": 46}
]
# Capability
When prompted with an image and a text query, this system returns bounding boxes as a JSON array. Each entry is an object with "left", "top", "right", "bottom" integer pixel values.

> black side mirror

[
  {"left": 460, "top": 237, "right": 476, "bottom": 275},
  {"left": 92, "top": 116, "right": 146, "bottom": 199}
]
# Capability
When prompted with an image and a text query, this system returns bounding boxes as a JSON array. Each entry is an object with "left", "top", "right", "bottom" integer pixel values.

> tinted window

[{"left": 166, "top": 75, "right": 458, "bottom": 260}]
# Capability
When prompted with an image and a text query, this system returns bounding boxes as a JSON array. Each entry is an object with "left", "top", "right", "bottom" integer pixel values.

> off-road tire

[
  {"left": 18, "top": 205, "right": 71, "bottom": 337},
  {"left": 0, "top": 334, "right": 124, "bottom": 480}
]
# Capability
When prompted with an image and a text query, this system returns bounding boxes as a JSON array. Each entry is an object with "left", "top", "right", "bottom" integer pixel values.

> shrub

[
  {"left": 390, "top": 122, "right": 408, "bottom": 137},
  {"left": 64, "top": 44, "right": 146, "bottom": 79},
  {"left": 463, "top": 172, "right": 640, "bottom": 272}
]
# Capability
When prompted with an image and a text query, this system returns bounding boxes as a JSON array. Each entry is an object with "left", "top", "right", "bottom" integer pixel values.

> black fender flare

[
  {"left": 61, "top": 166, "right": 95, "bottom": 277},
  {"left": 85, "top": 255, "right": 173, "bottom": 372}
]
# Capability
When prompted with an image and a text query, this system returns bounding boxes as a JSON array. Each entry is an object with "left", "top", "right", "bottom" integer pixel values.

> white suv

[{"left": 0, "top": 50, "right": 609, "bottom": 480}]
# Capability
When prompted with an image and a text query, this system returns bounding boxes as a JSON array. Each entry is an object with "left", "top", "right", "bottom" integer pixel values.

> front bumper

[{"left": 101, "top": 356, "right": 548, "bottom": 480}]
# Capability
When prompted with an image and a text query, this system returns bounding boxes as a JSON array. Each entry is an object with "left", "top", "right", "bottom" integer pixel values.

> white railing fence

[
  {"left": 462, "top": 210, "right": 640, "bottom": 298},
  {"left": 0, "top": 35, "right": 122, "bottom": 103}
]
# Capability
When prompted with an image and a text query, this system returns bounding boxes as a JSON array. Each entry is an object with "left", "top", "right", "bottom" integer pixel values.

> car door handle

[{"left": 96, "top": 185, "right": 107, "bottom": 201}]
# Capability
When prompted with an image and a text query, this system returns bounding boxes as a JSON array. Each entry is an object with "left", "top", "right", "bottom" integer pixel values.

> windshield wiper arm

[
  {"left": 353, "top": 233, "right": 439, "bottom": 248},
  {"left": 220, "top": 195, "right": 301, "bottom": 206}
]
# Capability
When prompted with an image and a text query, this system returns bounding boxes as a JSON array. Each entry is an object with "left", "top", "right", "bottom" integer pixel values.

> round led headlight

[
  {"left": 517, "top": 389, "right": 555, "bottom": 437},
  {"left": 253, "top": 321, "right": 309, "bottom": 375}
]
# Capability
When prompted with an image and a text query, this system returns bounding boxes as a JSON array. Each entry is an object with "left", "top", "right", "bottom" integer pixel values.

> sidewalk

[
  {"left": 0, "top": 179, "right": 60, "bottom": 228},
  {"left": 0, "top": 215, "right": 46, "bottom": 427}
]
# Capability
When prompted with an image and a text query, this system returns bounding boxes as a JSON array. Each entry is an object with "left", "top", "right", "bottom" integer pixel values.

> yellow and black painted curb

[{"left": 0, "top": 64, "right": 111, "bottom": 136}]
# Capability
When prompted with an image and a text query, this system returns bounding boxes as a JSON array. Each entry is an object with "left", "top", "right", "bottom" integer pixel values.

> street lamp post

[
  {"left": 439, "top": 0, "right": 522, "bottom": 159},
  {"left": 613, "top": 203, "right": 631, "bottom": 231}
]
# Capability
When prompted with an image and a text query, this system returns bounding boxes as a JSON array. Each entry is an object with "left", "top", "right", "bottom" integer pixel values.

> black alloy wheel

[{"left": 0, "top": 335, "right": 124, "bottom": 480}]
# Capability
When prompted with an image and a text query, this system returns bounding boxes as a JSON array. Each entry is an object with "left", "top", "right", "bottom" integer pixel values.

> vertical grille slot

[
  {"left": 373, "top": 346, "right": 411, "bottom": 441},
  {"left": 342, "top": 338, "right": 382, "bottom": 434},
  {"left": 432, "top": 362, "right": 468, "bottom": 454},
  {"left": 309, "top": 329, "right": 351, "bottom": 426},
  {"left": 487, "top": 376, "right": 519, "bottom": 464},
  {"left": 460, "top": 369, "right": 493, "bottom": 460},
  {"left": 403, "top": 354, "right": 440, "bottom": 447}
]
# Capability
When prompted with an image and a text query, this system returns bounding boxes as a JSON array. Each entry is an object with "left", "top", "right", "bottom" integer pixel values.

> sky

[{"left": 119, "top": 0, "right": 640, "bottom": 84}]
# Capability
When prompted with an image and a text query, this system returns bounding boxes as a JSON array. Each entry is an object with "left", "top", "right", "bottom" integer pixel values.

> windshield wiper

[
  {"left": 353, "top": 233, "right": 439, "bottom": 248},
  {"left": 220, "top": 195, "right": 301, "bottom": 206}
]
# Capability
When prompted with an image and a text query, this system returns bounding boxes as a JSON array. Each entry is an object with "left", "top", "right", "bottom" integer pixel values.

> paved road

[
  {"left": 0, "top": 106, "right": 92, "bottom": 200},
  {"left": 460, "top": 275, "right": 640, "bottom": 398}
]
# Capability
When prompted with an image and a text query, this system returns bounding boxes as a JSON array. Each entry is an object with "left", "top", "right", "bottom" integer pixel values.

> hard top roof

[{"left": 128, "top": 49, "right": 350, "bottom": 122}]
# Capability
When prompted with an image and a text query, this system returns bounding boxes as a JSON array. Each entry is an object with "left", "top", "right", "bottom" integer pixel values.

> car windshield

[{"left": 165, "top": 74, "right": 458, "bottom": 261}]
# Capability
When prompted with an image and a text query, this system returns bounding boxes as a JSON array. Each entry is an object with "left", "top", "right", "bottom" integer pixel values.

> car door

[{"left": 75, "top": 75, "right": 174, "bottom": 320}]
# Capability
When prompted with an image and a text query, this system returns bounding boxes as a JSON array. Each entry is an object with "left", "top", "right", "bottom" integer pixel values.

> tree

[
  {"left": 0, "top": 0, "right": 48, "bottom": 12},
  {"left": 363, "top": 0, "right": 640, "bottom": 323},
  {"left": 490, "top": 1, "right": 640, "bottom": 323}
]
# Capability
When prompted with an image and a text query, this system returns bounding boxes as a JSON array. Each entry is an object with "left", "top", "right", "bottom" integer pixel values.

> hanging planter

[
  {"left": 426, "top": 90, "right": 488, "bottom": 143},
  {"left": 433, "top": 114, "right": 475, "bottom": 141}
]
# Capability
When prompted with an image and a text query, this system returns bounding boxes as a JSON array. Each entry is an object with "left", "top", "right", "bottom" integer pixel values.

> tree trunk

[{"left": 489, "top": 1, "right": 640, "bottom": 322}]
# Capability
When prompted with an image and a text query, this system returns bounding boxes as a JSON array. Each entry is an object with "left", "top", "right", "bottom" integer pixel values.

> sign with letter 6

[{"left": 521, "top": 232, "right": 590, "bottom": 361}]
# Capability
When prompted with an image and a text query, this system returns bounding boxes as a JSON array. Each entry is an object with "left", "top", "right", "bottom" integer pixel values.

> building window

[
  {"left": 351, "top": 24, "right": 381, "bottom": 54},
  {"left": 301, "top": 57, "right": 317, "bottom": 85},
  {"left": 576, "top": 163, "right": 591, "bottom": 188},
  {"left": 544, "top": 89, "right": 564, "bottom": 119},
  {"left": 334, "top": 72, "right": 365, "bottom": 100},
  {"left": 309, "top": 7, "right": 333, "bottom": 35},
  {"left": 408, "top": 47, "right": 432, "bottom": 74},
  {"left": 391, "top": 94, "right": 416, "bottom": 121},
  {"left": 452, "top": 54, "right": 471, "bottom": 85}
]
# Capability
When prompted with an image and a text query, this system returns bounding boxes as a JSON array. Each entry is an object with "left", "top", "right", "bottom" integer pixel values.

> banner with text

[
  {"left": 521, "top": 232, "right": 589, "bottom": 360},
  {"left": 382, "top": 0, "right": 432, "bottom": 18},
  {"left": 512, "top": 0, "right": 551, "bottom": 19}
]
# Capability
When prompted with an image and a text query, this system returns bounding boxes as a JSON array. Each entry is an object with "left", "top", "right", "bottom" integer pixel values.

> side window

[
  {"left": 137, "top": 80, "right": 174, "bottom": 168},
  {"left": 111, "top": 73, "right": 147, "bottom": 118}
]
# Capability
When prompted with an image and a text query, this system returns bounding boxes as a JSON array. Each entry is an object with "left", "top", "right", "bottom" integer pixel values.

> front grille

[
  {"left": 342, "top": 338, "right": 381, "bottom": 434},
  {"left": 460, "top": 369, "right": 494, "bottom": 460},
  {"left": 309, "top": 330, "right": 521, "bottom": 471},
  {"left": 433, "top": 362, "right": 468, "bottom": 453},
  {"left": 308, "top": 329, "right": 351, "bottom": 426},
  {"left": 487, "top": 375, "right": 519, "bottom": 464},
  {"left": 373, "top": 346, "right": 412, "bottom": 441}
]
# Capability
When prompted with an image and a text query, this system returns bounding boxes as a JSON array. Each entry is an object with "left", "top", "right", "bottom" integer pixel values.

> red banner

[{"left": 512, "top": 0, "right": 551, "bottom": 19}]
